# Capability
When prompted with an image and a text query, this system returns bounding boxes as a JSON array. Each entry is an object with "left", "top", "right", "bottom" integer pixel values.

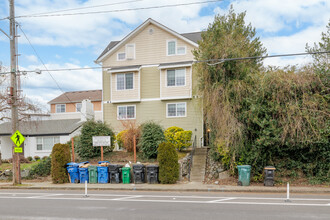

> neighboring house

[
  {"left": 95, "top": 18, "right": 204, "bottom": 147},
  {"left": 48, "top": 90, "right": 102, "bottom": 121},
  {"left": 0, "top": 119, "right": 82, "bottom": 160},
  {"left": 0, "top": 100, "right": 93, "bottom": 159}
]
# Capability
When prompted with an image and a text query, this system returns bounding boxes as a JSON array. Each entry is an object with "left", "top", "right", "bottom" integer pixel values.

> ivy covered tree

[
  {"left": 193, "top": 6, "right": 266, "bottom": 171},
  {"left": 76, "top": 120, "right": 115, "bottom": 159}
]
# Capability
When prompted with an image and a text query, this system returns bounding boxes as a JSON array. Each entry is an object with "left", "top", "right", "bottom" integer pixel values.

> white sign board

[{"left": 92, "top": 136, "right": 111, "bottom": 146}]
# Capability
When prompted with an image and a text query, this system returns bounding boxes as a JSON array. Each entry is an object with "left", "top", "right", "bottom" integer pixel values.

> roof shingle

[{"left": 48, "top": 90, "right": 102, "bottom": 104}]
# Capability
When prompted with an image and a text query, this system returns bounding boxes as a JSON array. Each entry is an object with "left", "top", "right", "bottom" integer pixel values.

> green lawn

[{"left": 0, "top": 161, "right": 39, "bottom": 171}]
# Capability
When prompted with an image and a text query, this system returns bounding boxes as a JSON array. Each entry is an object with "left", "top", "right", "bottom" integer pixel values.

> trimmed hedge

[
  {"left": 157, "top": 142, "right": 179, "bottom": 184},
  {"left": 139, "top": 122, "right": 165, "bottom": 159},
  {"left": 77, "top": 120, "right": 115, "bottom": 159},
  {"left": 51, "top": 143, "right": 71, "bottom": 184}
]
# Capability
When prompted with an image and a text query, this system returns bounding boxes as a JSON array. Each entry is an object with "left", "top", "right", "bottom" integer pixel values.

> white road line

[
  {"left": 26, "top": 194, "right": 63, "bottom": 199},
  {"left": 208, "top": 198, "right": 235, "bottom": 203},
  {"left": 0, "top": 196, "right": 329, "bottom": 207},
  {"left": 112, "top": 195, "right": 143, "bottom": 201}
]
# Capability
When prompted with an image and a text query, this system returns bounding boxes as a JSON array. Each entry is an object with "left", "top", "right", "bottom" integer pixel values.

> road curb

[{"left": 0, "top": 184, "right": 329, "bottom": 194}]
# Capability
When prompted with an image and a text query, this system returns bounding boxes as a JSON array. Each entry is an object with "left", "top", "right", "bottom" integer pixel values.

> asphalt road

[{"left": 0, "top": 190, "right": 329, "bottom": 220}]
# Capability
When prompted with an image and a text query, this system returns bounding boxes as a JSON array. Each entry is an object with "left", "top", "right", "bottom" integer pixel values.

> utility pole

[{"left": 9, "top": 0, "right": 20, "bottom": 185}]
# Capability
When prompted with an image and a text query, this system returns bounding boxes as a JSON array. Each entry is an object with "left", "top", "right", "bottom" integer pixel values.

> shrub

[
  {"left": 77, "top": 120, "right": 115, "bottom": 159},
  {"left": 51, "top": 143, "right": 71, "bottom": 184},
  {"left": 116, "top": 130, "right": 127, "bottom": 150},
  {"left": 157, "top": 142, "right": 179, "bottom": 184},
  {"left": 28, "top": 157, "right": 51, "bottom": 178},
  {"left": 27, "top": 156, "right": 33, "bottom": 162},
  {"left": 120, "top": 121, "right": 140, "bottom": 152},
  {"left": 174, "top": 130, "right": 192, "bottom": 151},
  {"left": 42, "top": 156, "right": 48, "bottom": 160},
  {"left": 164, "top": 126, "right": 184, "bottom": 144},
  {"left": 138, "top": 122, "right": 165, "bottom": 159},
  {"left": 34, "top": 156, "right": 40, "bottom": 161}
]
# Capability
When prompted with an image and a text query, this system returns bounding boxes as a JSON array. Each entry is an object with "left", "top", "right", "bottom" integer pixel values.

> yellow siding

[
  {"left": 140, "top": 66, "right": 160, "bottom": 99},
  {"left": 111, "top": 71, "right": 140, "bottom": 102},
  {"left": 103, "top": 71, "right": 111, "bottom": 101},
  {"left": 103, "top": 23, "right": 196, "bottom": 67},
  {"left": 103, "top": 98, "right": 203, "bottom": 147},
  {"left": 160, "top": 67, "right": 191, "bottom": 99}
]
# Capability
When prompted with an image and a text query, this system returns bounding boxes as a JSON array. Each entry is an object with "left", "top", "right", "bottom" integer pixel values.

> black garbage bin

[
  {"left": 109, "top": 164, "right": 123, "bottom": 183},
  {"left": 133, "top": 164, "right": 145, "bottom": 184},
  {"left": 264, "top": 166, "right": 276, "bottom": 186},
  {"left": 146, "top": 165, "right": 159, "bottom": 184}
]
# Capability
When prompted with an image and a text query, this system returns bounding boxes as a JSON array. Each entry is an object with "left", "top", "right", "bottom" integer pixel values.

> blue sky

[{"left": 0, "top": 0, "right": 329, "bottom": 111}]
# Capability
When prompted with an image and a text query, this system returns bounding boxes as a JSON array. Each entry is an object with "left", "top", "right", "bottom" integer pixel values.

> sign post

[{"left": 92, "top": 136, "right": 111, "bottom": 161}]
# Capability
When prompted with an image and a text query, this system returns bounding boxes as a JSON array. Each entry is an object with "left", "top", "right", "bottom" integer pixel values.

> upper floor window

[
  {"left": 117, "top": 52, "right": 126, "bottom": 61},
  {"left": 167, "top": 68, "right": 185, "bottom": 86},
  {"left": 118, "top": 105, "right": 136, "bottom": 120},
  {"left": 117, "top": 73, "right": 133, "bottom": 90},
  {"left": 126, "top": 44, "right": 135, "bottom": 60},
  {"left": 117, "top": 44, "right": 135, "bottom": 61},
  {"left": 167, "top": 40, "right": 176, "bottom": 55},
  {"left": 167, "top": 102, "right": 186, "bottom": 117},
  {"left": 76, "top": 103, "right": 82, "bottom": 112},
  {"left": 37, "top": 136, "right": 60, "bottom": 151},
  {"left": 56, "top": 104, "right": 65, "bottom": 113}
]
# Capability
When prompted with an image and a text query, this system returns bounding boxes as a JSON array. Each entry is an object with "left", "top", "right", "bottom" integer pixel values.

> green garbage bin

[
  {"left": 122, "top": 167, "right": 131, "bottom": 184},
  {"left": 88, "top": 166, "right": 98, "bottom": 184},
  {"left": 237, "top": 165, "right": 251, "bottom": 186}
]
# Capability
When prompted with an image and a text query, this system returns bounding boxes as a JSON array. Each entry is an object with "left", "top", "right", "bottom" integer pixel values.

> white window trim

[
  {"left": 166, "top": 68, "right": 186, "bottom": 87},
  {"left": 117, "top": 52, "right": 126, "bottom": 61},
  {"left": 166, "top": 39, "right": 177, "bottom": 56},
  {"left": 36, "top": 136, "right": 60, "bottom": 152},
  {"left": 117, "top": 105, "right": 136, "bottom": 120},
  {"left": 116, "top": 72, "right": 134, "bottom": 91},
  {"left": 177, "top": 46, "right": 186, "bottom": 55},
  {"left": 125, "top": 43, "right": 136, "bottom": 60},
  {"left": 166, "top": 102, "right": 187, "bottom": 118},
  {"left": 76, "top": 103, "right": 82, "bottom": 112},
  {"left": 55, "top": 104, "right": 66, "bottom": 113}
]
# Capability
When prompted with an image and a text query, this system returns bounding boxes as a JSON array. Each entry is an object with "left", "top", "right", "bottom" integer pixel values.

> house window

[
  {"left": 177, "top": 46, "right": 186, "bottom": 55},
  {"left": 118, "top": 105, "right": 136, "bottom": 120},
  {"left": 167, "top": 40, "right": 176, "bottom": 55},
  {"left": 126, "top": 44, "right": 135, "bottom": 60},
  {"left": 76, "top": 103, "right": 82, "bottom": 112},
  {"left": 167, "top": 103, "right": 186, "bottom": 117},
  {"left": 117, "top": 73, "right": 133, "bottom": 90},
  {"left": 36, "top": 136, "right": 60, "bottom": 151},
  {"left": 56, "top": 104, "right": 65, "bottom": 113},
  {"left": 167, "top": 69, "right": 185, "bottom": 86},
  {"left": 117, "top": 52, "right": 126, "bottom": 61}
]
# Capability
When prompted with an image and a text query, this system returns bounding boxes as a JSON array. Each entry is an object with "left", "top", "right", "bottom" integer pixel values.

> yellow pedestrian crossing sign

[{"left": 11, "top": 130, "right": 25, "bottom": 147}]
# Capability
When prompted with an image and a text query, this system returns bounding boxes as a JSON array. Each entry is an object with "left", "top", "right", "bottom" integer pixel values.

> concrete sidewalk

[{"left": 0, "top": 181, "right": 329, "bottom": 193}]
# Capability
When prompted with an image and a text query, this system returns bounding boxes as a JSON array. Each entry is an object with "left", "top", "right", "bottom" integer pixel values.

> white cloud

[
  {"left": 19, "top": 62, "right": 102, "bottom": 111},
  {"left": 25, "top": 54, "right": 38, "bottom": 63}
]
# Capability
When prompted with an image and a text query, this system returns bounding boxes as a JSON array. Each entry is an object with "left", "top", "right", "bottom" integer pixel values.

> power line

[
  {"left": 204, "top": 51, "right": 330, "bottom": 66},
  {"left": 1, "top": 50, "right": 328, "bottom": 75},
  {"left": 17, "top": 0, "right": 144, "bottom": 17},
  {"left": 17, "top": 24, "right": 88, "bottom": 115},
  {"left": 13, "top": 0, "right": 222, "bottom": 19}
]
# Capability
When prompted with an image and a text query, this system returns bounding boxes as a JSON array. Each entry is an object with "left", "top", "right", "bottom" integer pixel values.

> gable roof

[
  {"left": 0, "top": 119, "right": 83, "bottom": 136},
  {"left": 96, "top": 18, "right": 201, "bottom": 63},
  {"left": 48, "top": 90, "right": 102, "bottom": 104}
]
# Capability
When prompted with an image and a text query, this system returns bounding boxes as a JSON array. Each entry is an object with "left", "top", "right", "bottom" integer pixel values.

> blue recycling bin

[
  {"left": 78, "top": 161, "right": 90, "bottom": 184},
  {"left": 67, "top": 162, "right": 79, "bottom": 183},
  {"left": 97, "top": 161, "right": 110, "bottom": 183}
]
